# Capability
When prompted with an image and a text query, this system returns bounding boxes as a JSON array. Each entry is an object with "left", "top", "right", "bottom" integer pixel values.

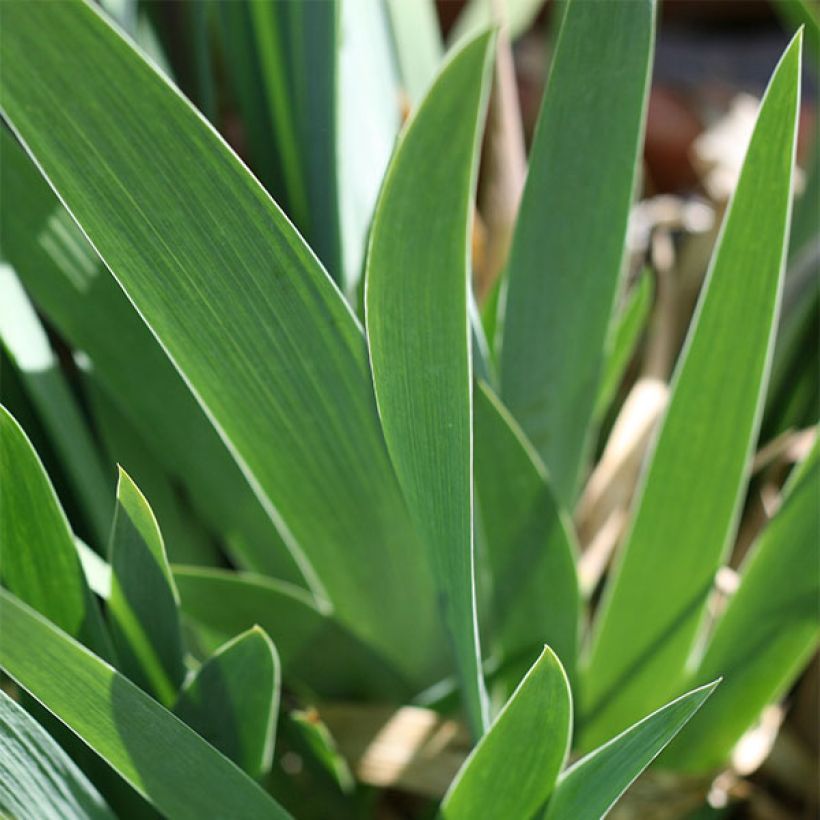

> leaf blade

[
  {"left": 365, "top": 31, "right": 496, "bottom": 733},
  {"left": 581, "top": 33, "right": 803, "bottom": 748}
]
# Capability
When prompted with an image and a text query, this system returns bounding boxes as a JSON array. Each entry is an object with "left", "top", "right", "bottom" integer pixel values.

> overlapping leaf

[
  {"left": 499, "top": 0, "right": 656, "bottom": 506},
  {"left": 365, "top": 31, "right": 496, "bottom": 734},
  {"left": 582, "top": 33, "right": 803, "bottom": 749},
  {"left": 0, "top": 0, "right": 444, "bottom": 683}
]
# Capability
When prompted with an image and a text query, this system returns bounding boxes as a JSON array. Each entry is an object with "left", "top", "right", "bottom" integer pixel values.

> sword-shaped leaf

[
  {"left": 107, "top": 469, "right": 185, "bottom": 707},
  {"left": 365, "top": 31, "right": 496, "bottom": 734},
  {"left": 0, "top": 0, "right": 444, "bottom": 682},
  {"left": 499, "top": 0, "right": 656, "bottom": 506},
  {"left": 0, "top": 590, "right": 290, "bottom": 820},
  {"left": 581, "top": 33, "right": 803, "bottom": 749}
]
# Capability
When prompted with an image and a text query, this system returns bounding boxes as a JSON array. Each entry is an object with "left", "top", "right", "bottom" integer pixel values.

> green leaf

[
  {"left": 499, "top": 0, "right": 656, "bottom": 506},
  {"left": 581, "top": 33, "right": 803, "bottom": 749},
  {"left": 543, "top": 681, "right": 718, "bottom": 820},
  {"left": 81, "top": 371, "right": 217, "bottom": 567},
  {"left": 474, "top": 381, "right": 579, "bottom": 681},
  {"left": 663, "top": 439, "right": 820, "bottom": 772},
  {"left": 0, "top": 0, "right": 445, "bottom": 682},
  {"left": 337, "top": 0, "right": 402, "bottom": 294},
  {"left": 0, "top": 405, "right": 110, "bottom": 657},
  {"left": 383, "top": 0, "right": 442, "bottom": 104},
  {"left": 173, "top": 567, "right": 411, "bottom": 700},
  {"left": 0, "top": 590, "right": 290, "bottom": 820},
  {"left": 594, "top": 270, "right": 654, "bottom": 423},
  {"left": 0, "top": 264, "right": 113, "bottom": 547},
  {"left": 108, "top": 468, "right": 185, "bottom": 707},
  {"left": 174, "top": 627, "right": 280, "bottom": 780},
  {"left": 0, "top": 688, "right": 115, "bottom": 820},
  {"left": 0, "top": 127, "right": 295, "bottom": 580},
  {"left": 440, "top": 646, "right": 571, "bottom": 819},
  {"left": 365, "top": 31, "right": 495, "bottom": 734},
  {"left": 248, "top": 0, "right": 342, "bottom": 284}
]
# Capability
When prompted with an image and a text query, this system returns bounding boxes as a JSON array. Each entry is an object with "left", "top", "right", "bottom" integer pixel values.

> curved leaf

[
  {"left": 174, "top": 627, "right": 280, "bottom": 779},
  {"left": 365, "top": 31, "right": 496, "bottom": 734},
  {"left": 0, "top": 590, "right": 290, "bottom": 820},
  {"left": 0, "top": 0, "right": 444, "bottom": 682},
  {"left": 441, "top": 646, "right": 572, "bottom": 819}
]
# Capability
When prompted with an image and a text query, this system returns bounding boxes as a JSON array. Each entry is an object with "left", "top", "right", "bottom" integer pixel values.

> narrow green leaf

[
  {"left": 0, "top": 0, "right": 445, "bottom": 681},
  {"left": 0, "top": 127, "right": 296, "bottom": 580},
  {"left": 441, "top": 646, "right": 572, "bottom": 819},
  {"left": 474, "top": 381, "right": 579, "bottom": 681},
  {"left": 0, "top": 590, "right": 290, "bottom": 820},
  {"left": 594, "top": 270, "right": 654, "bottom": 423},
  {"left": 365, "top": 31, "right": 495, "bottom": 734},
  {"left": 0, "top": 405, "right": 109, "bottom": 656},
  {"left": 173, "top": 567, "right": 411, "bottom": 700},
  {"left": 337, "top": 0, "right": 402, "bottom": 294},
  {"left": 81, "top": 371, "right": 217, "bottom": 566},
  {"left": 108, "top": 468, "right": 185, "bottom": 707},
  {"left": 0, "top": 264, "right": 112, "bottom": 547},
  {"left": 499, "top": 0, "right": 656, "bottom": 506},
  {"left": 581, "top": 34, "right": 803, "bottom": 749},
  {"left": 663, "top": 439, "right": 820, "bottom": 772},
  {"left": 174, "top": 627, "right": 280, "bottom": 780},
  {"left": 383, "top": 0, "right": 442, "bottom": 104},
  {"left": 543, "top": 681, "right": 718, "bottom": 820},
  {"left": 0, "top": 688, "right": 115, "bottom": 820}
]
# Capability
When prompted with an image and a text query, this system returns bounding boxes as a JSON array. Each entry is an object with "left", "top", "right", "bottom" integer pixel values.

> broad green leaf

[
  {"left": 594, "top": 270, "right": 654, "bottom": 423},
  {"left": 663, "top": 439, "right": 820, "bottom": 772},
  {"left": 108, "top": 469, "right": 185, "bottom": 707},
  {"left": 383, "top": 0, "right": 442, "bottom": 104},
  {"left": 581, "top": 34, "right": 803, "bottom": 749},
  {"left": 0, "top": 688, "right": 115, "bottom": 820},
  {"left": 440, "top": 646, "right": 571, "bottom": 819},
  {"left": 0, "top": 265, "right": 112, "bottom": 547},
  {"left": 0, "top": 590, "right": 290, "bottom": 820},
  {"left": 0, "top": 405, "right": 109, "bottom": 656},
  {"left": 0, "top": 127, "right": 297, "bottom": 581},
  {"left": 174, "top": 627, "right": 280, "bottom": 779},
  {"left": 775, "top": 0, "right": 820, "bottom": 61},
  {"left": 75, "top": 537, "right": 112, "bottom": 600},
  {"left": 499, "top": 0, "right": 656, "bottom": 506},
  {"left": 365, "top": 31, "right": 495, "bottom": 734},
  {"left": 173, "top": 567, "right": 411, "bottom": 700},
  {"left": 0, "top": 0, "right": 445, "bottom": 682},
  {"left": 543, "top": 681, "right": 718, "bottom": 820},
  {"left": 474, "top": 381, "right": 579, "bottom": 682}
]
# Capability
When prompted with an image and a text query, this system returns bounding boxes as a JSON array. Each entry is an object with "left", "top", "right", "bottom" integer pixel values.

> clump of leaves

[{"left": 0, "top": 1, "right": 816, "bottom": 819}]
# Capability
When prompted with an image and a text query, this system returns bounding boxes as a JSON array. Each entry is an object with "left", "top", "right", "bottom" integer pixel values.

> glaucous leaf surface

[
  {"left": 108, "top": 469, "right": 185, "bottom": 707},
  {"left": 365, "top": 31, "right": 495, "bottom": 734},
  {"left": 664, "top": 438, "right": 819, "bottom": 771},
  {"left": 174, "top": 627, "right": 280, "bottom": 779},
  {"left": 499, "top": 0, "right": 656, "bottom": 506},
  {"left": 543, "top": 682, "right": 717, "bottom": 820},
  {"left": 0, "top": 405, "right": 110, "bottom": 656},
  {"left": 474, "top": 381, "right": 579, "bottom": 682},
  {"left": 582, "top": 33, "right": 803, "bottom": 749},
  {"left": 0, "top": 689, "right": 115, "bottom": 820},
  {"left": 441, "top": 646, "right": 571, "bottom": 819},
  {"left": 0, "top": 0, "right": 444, "bottom": 682},
  {"left": 0, "top": 591, "right": 290, "bottom": 820}
]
